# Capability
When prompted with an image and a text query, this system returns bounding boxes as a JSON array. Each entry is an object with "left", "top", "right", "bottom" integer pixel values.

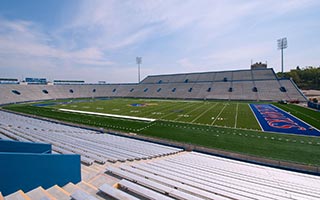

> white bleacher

[
  {"left": 0, "top": 111, "right": 182, "bottom": 164},
  {"left": 232, "top": 70, "right": 253, "bottom": 81},
  {"left": 183, "top": 83, "right": 207, "bottom": 99},
  {"left": 99, "top": 183, "right": 140, "bottom": 200},
  {"left": 230, "top": 81, "right": 256, "bottom": 100},
  {"left": 107, "top": 151, "right": 320, "bottom": 200},
  {"left": 255, "top": 80, "right": 287, "bottom": 101},
  {"left": 252, "top": 69, "right": 276, "bottom": 80},
  {"left": 168, "top": 74, "right": 187, "bottom": 83},
  {"left": 184, "top": 73, "right": 200, "bottom": 82},
  {"left": 214, "top": 71, "right": 233, "bottom": 81},
  {"left": 193, "top": 82, "right": 212, "bottom": 99},
  {"left": 197, "top": 72, "right": 216, "bottom": 82},
  {"left": 279, "top": 79, "right": 307, "bottom": 101},
  {"left": 0, "top": 132, "right": 13, "bottom": 140},
  {"left": 206, "top": 82, "right": 231, "bottom": 100},
  {"left": 166, "top": 83, "right": 194, "bottom": 99},
  {"left": 118, "top": 179, "right": 175, "bottom": 200},
  {"left": 140, "top": 75, "right": 162, "bottom": 84}
]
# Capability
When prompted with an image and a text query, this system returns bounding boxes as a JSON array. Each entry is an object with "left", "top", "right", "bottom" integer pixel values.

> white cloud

[
  {"left": 66, "top": 0, "right": 319, "bottom": 51},
  {"left": 0, "top": 18, "right": 114, "bottom": 80},
  {"left": 0, "top": 0, "right": 319, "bottom": 82}
]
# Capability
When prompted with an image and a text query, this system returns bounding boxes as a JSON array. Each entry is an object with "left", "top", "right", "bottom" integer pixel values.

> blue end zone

[
  {"left": 250, "top": 104, "right": 320, "bottom": 136},
  {"left": 131, "top": 103, "right": 145, "bottom": 107}
]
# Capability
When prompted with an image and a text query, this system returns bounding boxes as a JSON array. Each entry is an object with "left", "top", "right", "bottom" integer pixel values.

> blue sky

[{"left": 0, "top": 0, "right": 319, "bottom": 83}]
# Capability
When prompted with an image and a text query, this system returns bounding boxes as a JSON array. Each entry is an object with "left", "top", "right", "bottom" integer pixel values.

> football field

[
  {"left": 4, "top": 98, "right": 320, "bottom": 165},
  {"left": 52, "top": 98, "right": 261, "bottom": 130}
]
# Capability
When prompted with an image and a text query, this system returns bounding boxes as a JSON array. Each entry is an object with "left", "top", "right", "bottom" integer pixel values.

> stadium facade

[{"left": 0, "top": 68, "right": 306, "bottom": 105}]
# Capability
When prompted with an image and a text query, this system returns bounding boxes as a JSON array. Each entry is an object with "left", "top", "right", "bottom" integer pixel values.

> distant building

[
  {"left": 25, "top": 78, "right": 47, "bottom": 84},
  {"left": 53, "top": 80, "right": 85, "bottom": 85},
  {"left": 0, "top": 78, "right": 19, "bottom": 84},
  {"left": 251, "top": 62, "right": 267, "bottom": 70}
]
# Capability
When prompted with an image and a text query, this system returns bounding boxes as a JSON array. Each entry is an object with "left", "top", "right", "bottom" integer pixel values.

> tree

[{"left": 277, "top": 66, "right": 320, "bottom": 90}]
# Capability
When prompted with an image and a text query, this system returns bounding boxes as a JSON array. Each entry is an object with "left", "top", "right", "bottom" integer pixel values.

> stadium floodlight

[
  {"left": 136, "top": 57, "right": 142, "bottom": 83},
  {"left": 277, "top": 37, "right": 288, "bottom": 74}
]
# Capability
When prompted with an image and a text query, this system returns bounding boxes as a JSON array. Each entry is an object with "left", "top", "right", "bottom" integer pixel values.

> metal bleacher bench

[{"left": 118, "top": 179, "right": 174, "bottom": 200}]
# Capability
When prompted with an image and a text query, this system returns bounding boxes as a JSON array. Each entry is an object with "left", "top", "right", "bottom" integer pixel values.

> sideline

[{"left": 59, "top": 108, "right": 156, "bottom": 122}]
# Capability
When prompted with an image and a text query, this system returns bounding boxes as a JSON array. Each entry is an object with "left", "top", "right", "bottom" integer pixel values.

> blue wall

[
  {"left": 0, "top": 141, "right": 81, "bottom": 196},
  {"left": 308, "top": 101, "right": 320, "bottom": 110},
  {"left": 0, "top": 140, "right": 51, "bottom": 154}
]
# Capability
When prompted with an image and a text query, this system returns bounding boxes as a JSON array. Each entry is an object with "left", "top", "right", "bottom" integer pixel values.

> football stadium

[
  {"left": 1, "top": 66, "right": 320, "bottom": 199},
  {"left": 1, "top": 1, "right": 320, "bottom": 200}
]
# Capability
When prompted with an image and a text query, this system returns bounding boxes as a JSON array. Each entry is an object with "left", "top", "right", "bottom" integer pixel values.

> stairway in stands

[
  {"left": 2, "top": 152, "right": 185, "bottom": 200},
  {"left": 2, "top": 163, "right": 133, "bottom": 200}
]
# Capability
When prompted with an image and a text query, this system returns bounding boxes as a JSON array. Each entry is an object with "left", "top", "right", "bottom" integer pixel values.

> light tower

[
  {"left": 136, "top": 57, "right": 142, "bottom": 83},
  {"left": 277, "top": 37, "right": 287, "bottom": 75}
]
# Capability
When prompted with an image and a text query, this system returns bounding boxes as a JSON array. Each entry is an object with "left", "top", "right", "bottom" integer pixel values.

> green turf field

[
  {"left": 52, "top": 98, "right": 261, "bottom": 130},
  {"left": 3, "top": 98, "right": 320, "bottom": 166}
]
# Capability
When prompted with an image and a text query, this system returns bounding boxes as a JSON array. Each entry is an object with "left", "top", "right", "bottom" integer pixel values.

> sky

[{"left": 0, "top": 0, "right": 319, "bottom": 83}]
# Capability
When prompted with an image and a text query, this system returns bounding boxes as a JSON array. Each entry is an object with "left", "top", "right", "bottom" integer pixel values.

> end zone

[{"left": 250, "top": 104, "right": 320, "bottom": 136}]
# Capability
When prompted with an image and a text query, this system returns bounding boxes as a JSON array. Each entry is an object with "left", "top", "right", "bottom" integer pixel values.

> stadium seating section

[
  {"left": 1, "top": 110, "right": 320, "bottom": 199},
  {"left": 0, "top": 68, "right": 306, "bottom": 105}
]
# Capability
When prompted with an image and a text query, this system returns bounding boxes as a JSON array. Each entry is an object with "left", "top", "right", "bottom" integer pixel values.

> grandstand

[
  {"left": 1, "top": 67, "right": 318, "bottom": 200},
  {"left": 1, "top": 110, "right": 320, "bottom": 200},
  {"left": 0, "top": 68, "right": 307, "bottom": 105}
]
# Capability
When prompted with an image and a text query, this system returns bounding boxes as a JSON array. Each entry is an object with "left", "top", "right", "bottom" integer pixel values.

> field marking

[
  {"left": 142, "top": 99, "right": 203, "bottom": 103},
  {"left": 279, "top": 104, "right": 320, "bottom": 122},
  {"left": 173, "top": 103, "right": 208, "bottom": 121},
  {"left": 234, "top": 103, "right": 239, "bottom": 128},
  {"left": 211, "top": 104, "right": 227, "bottom": 125},
  {"left": 159, "top": 102, "right": 198, "bottom": 120},
  {"left": 191, "top": 103, "right": 218, "bottom": 123},
  {"left": 141, "top": 102, "right": 178, "bottom": 118},
  {"left": 59, "top": 108, "right": 156, "bottom": 122}
]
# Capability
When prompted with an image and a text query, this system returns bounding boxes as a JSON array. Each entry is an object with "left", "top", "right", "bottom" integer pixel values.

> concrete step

[
  {"left": 70, "top": 190, "right": 99, "bottom": 200},
  {"left": 89, "top": 163, "right": 106, "bottom": 172},
  {"left": 62, "top": 183, "right": 82, "bottom": 195},
  {"left": 81, "top": 164, "right": 100, "bottom": 175},
  {"left": 76, "top": 181, "right": 98, "bottom": 196},
  {"left": 89, "top": 174, "right": 119, "bottom": 188},
  {"left": 26, "top": 186, "right": 56, "bottom": 200},
  {"left": 81, "top": 168, "right": 96, "bottom": 182},
  {"left": 46, "top": 185, "right": 71, "bottom": 200},
  {"left": 4, "top": 190, "right": 31, "bottom": 200}
]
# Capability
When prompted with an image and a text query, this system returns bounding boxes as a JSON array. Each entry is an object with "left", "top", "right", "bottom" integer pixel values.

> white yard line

[
  {"left": 59, "top": 108, "right": 156, "bottom": 122},
  {"left": 173, "top": 103, "right": 207, "bottom": 121},
  {"left": 159, "top": 102, "right": 196, "bottom": 119},
  {"left": 191, "top": 103, "right": 218, "bottom": 123},
  {"left": 142, "top": 103, "right": 177, "bottom": 118},
  {"left": 234, "top": 103, "right": 239, "bottom": 128},
  {"left": 211, "top": 104, "right": 227, "bottom": 125}
]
